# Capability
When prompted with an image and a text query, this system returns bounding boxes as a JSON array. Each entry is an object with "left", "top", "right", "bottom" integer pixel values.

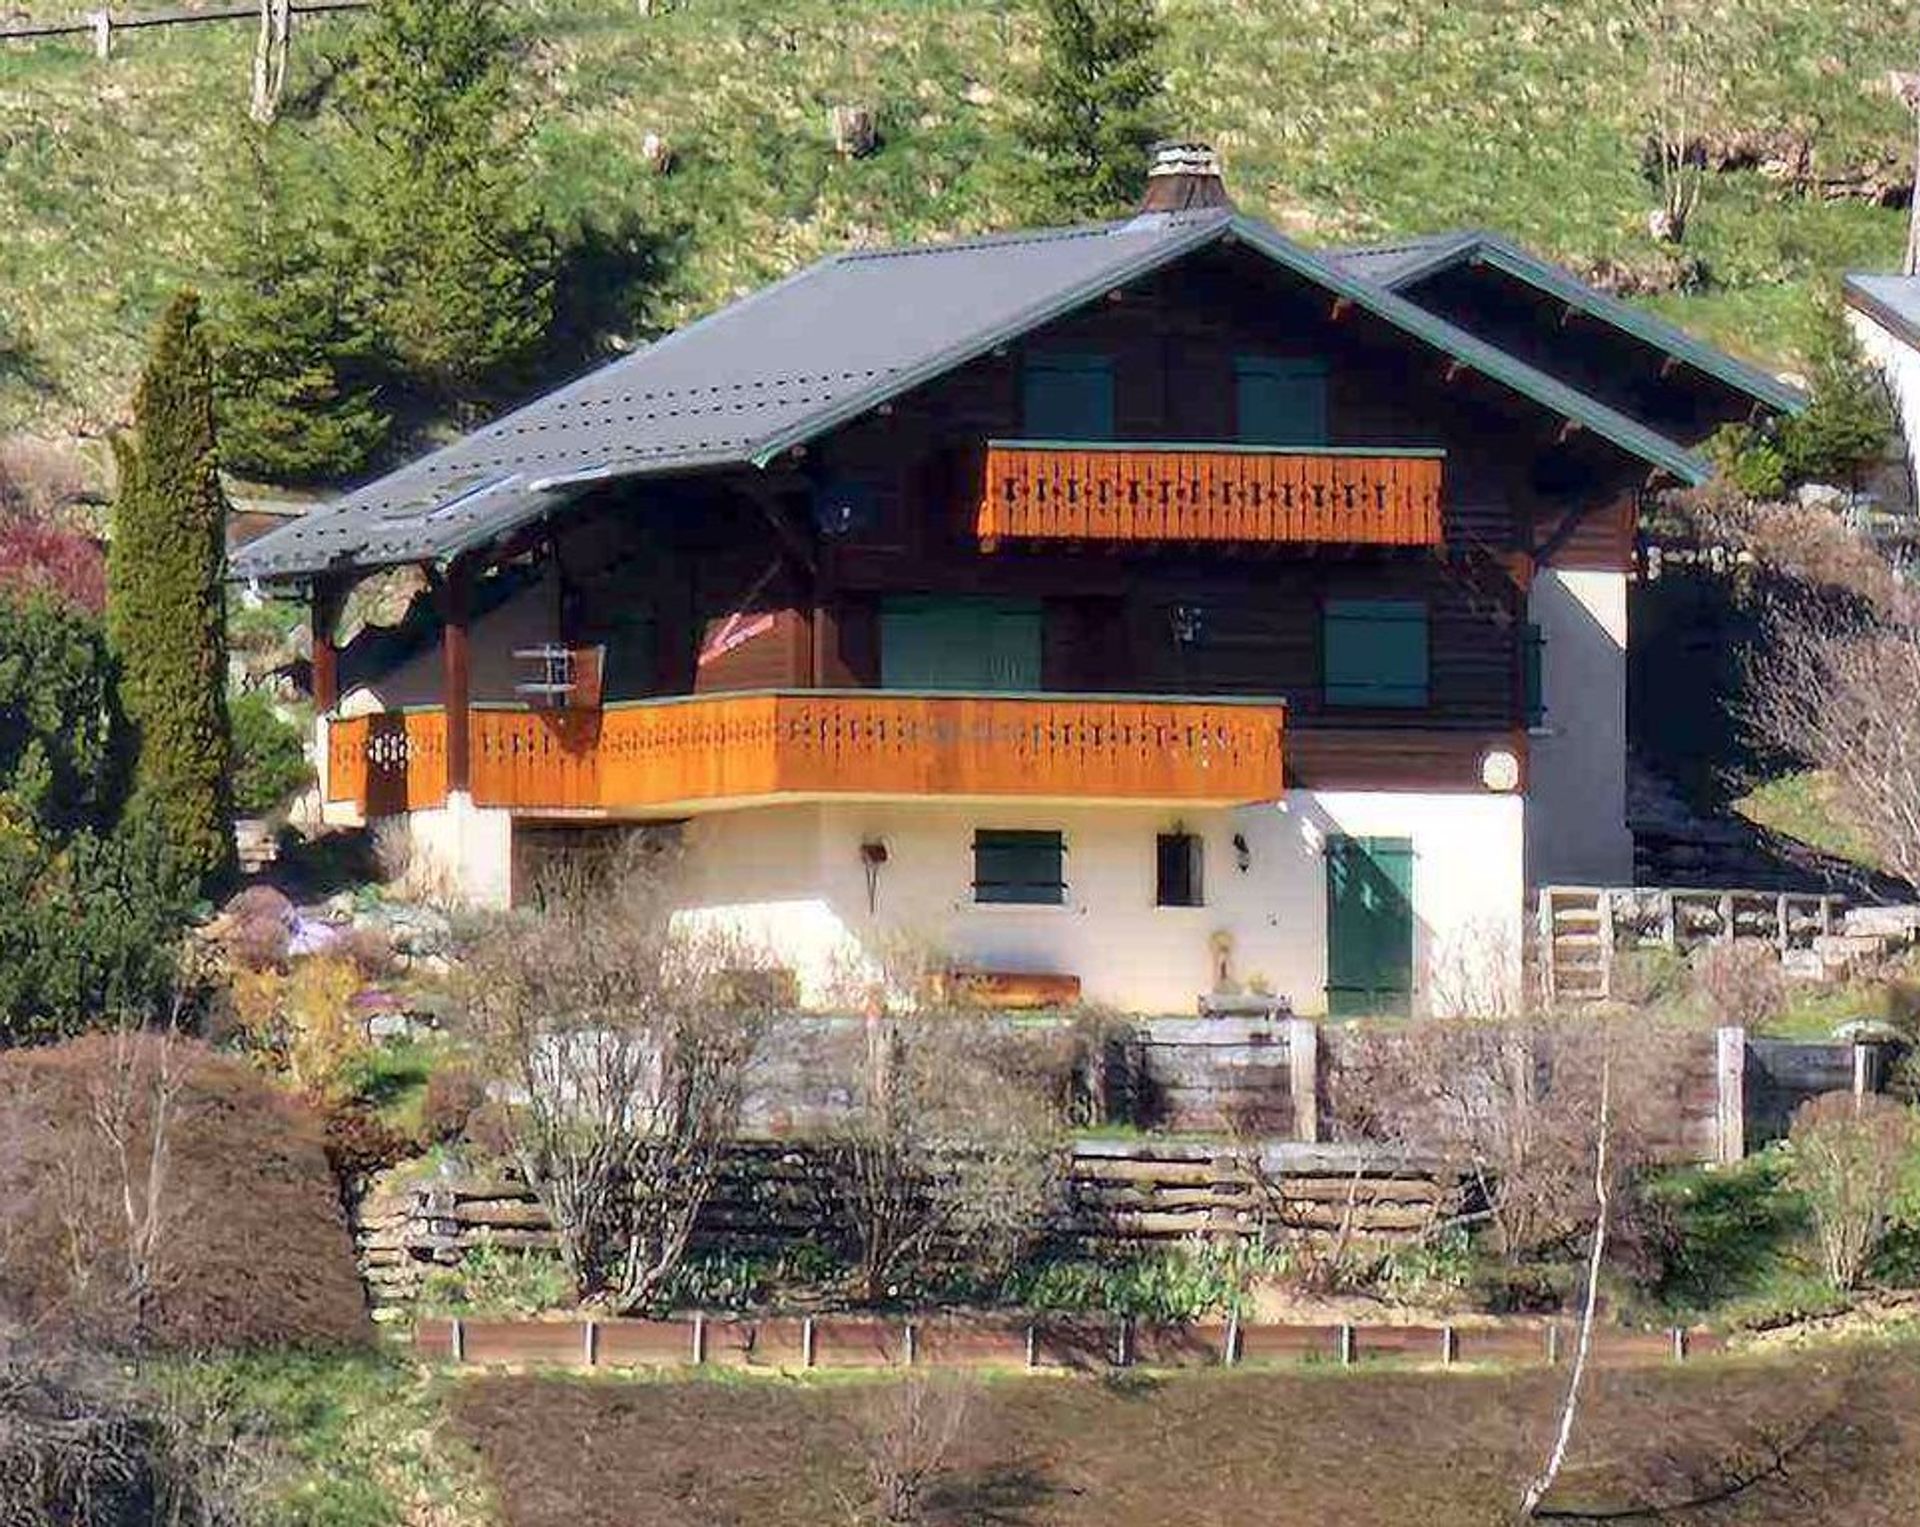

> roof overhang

[{"left": 1845, "top": 272, "right": 1920, "bottom": 352}]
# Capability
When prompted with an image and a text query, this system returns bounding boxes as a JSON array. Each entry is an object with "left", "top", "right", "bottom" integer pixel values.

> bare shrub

[
  {"left": 0, "top": 438, "right": 95, "bottom": 522},
  {"left": 0, "top": 1341, "right": 260, "bottom": 1527},
  {"left": 464, "top": 842, "right": 775, "bottom": 1313},
  {"left": 419, "top": 1065, "right": 487, "bottom": 1145},
  {"left": 825, "top": 1011, "right": 1069, "bottom": 1303},
  {"left": 1688, "top": 941, "right": 1788, "bottom": 1030},
  {"left": 856, "top": 1373, "right": 980, "bottom": 1525},
  {"left": 1787, "top": 1092, "right": 1920, "bottom": 1290},
  {"left": 1330, "top": 1013, "right": 1694, "bottom": 1263},
  {"left": 1746, "top": 596, "right": 1920, "bottom": 893},
  {"left": 370, "top": 817, "right": 413, "bottom": 886}
]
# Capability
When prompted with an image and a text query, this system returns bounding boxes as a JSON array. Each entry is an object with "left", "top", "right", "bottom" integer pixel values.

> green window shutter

[
  {"left": 1023, "top": 353, "right": 1115, "bottom": 440},
  {"left": 1325, "top": 834, "right": 1414, "bottom": 1018},
  {"left": 1235, "top": 356, "right": 1329, "bottom": 447},
  {"left": 881, "top": 597, "right": 1041, "bottom": 691},
  {"left": 1324, "top": 599, "right": 1429, "bottom": 708},
  {"left": 1523, "top": 622, "right": 1545, "bottom": 727},
  {"left": 973, "top": 829, "right": 1065, "bottom": 905}
]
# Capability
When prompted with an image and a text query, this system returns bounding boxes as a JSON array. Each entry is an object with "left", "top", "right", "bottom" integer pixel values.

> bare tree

[
  {"left": 464, "top": 844, "right": 775, "bottom": 1314},
  {"left": 1787, "top": 1092, "right": 1920, "bottom": 1290},
  {"left": 825, "top": 1010, "right": 1069, "bottom": 1304},
  {"left": 249, "top": 0, "right": 293, "bottom": 125},
  {"left": 1642, "top": 0, "right": 1705, "bottom": 242},
  {"left": 856, "top": 1373, "right": 980, "bottom": 1525},
  {"left": 1748, "top": 599, "right": 1920, "bottom": 892}
]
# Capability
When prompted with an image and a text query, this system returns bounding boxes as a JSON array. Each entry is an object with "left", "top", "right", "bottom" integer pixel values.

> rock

[
  {"left": 1780, "top": 947, "right": 1828, "bottom": 982},
  {"left": 1794, "top": 482, "right": 1850, "bottom": 512}
]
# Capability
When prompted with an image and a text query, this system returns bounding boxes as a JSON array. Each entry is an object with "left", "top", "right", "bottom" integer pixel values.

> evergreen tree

[
  {"left": 212, "top": 139, "right": 391, "bottom": 484},
  {"left": 339, "top": 0, "right": 555, "bottom": 401},
  {"left": 1017, "top": 0, "right": 1167, "bottom": 224},
  {"left": 107, "top": 292, "right": 236, "bottom": 897}
]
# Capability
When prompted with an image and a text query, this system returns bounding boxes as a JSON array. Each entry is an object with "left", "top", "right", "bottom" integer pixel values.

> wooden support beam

[
  {"left": 309, "top": 578, "right": 344, "bottom": 714},
  {"left": 1329, "top": 296, "right": 1354, "bottom": 322},
  {"left": 438, "top": 560, "right": 473, "bottom": 794},
  {"left": 1555, "top": 419, "right": 1584, "bottom": 445},
  {"left": 1441, "top": 358, "right": 1468, "bottom": 386}
]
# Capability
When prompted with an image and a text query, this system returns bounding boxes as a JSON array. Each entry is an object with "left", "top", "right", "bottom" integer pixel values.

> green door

[{"left": 1325, "top": 835, "right": 1414, "bottom": 1018}]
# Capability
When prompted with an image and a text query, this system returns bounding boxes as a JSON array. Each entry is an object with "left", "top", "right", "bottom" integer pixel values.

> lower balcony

[{"left": 326, "top": 691, "right": 1286, "bottom": 817}]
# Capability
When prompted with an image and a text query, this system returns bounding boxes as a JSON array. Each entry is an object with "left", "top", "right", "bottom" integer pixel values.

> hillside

[{"left": 0, "top": 0, "right": 1912, "bottom": 445}]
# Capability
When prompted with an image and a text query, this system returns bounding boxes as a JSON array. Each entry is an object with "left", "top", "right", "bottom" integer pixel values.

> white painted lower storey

[{"left": 403, "top": 791, "right": 1525, "bottom": 1018}]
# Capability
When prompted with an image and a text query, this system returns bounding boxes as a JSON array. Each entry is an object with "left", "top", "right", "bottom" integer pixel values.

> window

[
  {"left": 881, "top": 596, "right": 1042, "bottom": 691},
  {"left": 1155, "top": 832, "right": 1204, "bottom": 907},
  {"left": 1023, "top": 353, "right": 1115, "bottom": 439},
  {"left": 1323, "top": 599, "right": 1429, "bottom": 708},
  {"left": 1235, "top": 356, "right": 1329, "bottom": 447},
  {"left": 973, "top": 829, "right": 1065, "bottom": 905},
  {"left": 1523, "top": 621, "right": 1546, "bottom": 728}
]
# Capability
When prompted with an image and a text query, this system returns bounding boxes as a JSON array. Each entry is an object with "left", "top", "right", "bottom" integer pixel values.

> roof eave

[{"left": 1227, "top": 216, "right": 1713, "bottom": 487}]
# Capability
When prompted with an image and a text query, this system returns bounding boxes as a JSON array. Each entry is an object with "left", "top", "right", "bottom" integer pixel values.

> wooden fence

[
  {"left": 0, "top": 2, "right": 367, "bottom": 51},
  {"left": 411, "top": 1312, "right": 1723, "bottom": 1374}
]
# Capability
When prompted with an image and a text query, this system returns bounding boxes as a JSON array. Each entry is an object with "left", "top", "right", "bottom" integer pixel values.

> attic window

[{"left": 1022, "top": 353, "right": 1114, "bottom": 440}]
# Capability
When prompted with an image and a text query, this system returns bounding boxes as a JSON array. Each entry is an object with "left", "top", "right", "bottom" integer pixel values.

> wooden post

[
  {"left": 449, "top": 1317, "right": 465, "bottom": 1365},
  {"left": 310, "top": 579, "right": 343, "bottom": 714},
  {"left": 1775, "top": 892, "right": 1791, "bottom": 953},
  {"left": 1670, "top": 1327, "right": 1687, "bottom": 1363},
  {"left": 583, "top": 1320, "right": 598, "bottom": 1368},
  {"left": 1715, "top": 1026, "right": 1746, "bottom": 1165},
  {"left": 1545, "top": 1324, "right": 1561, "bottom": 1365},
  {"left": 690, "top": 1313, "right": 707, "bottom": 1366},
  {"left": 1285, "top": 1017, "right": 1320, "bottom": 1143},
  {"left": 1338, "top": 1323, "right": 1355, "bottom": 1367},
  {"left": 1660, "top": 890, "right": 1677, "bottom": 949},
  {"left": 903, "top": 1322, "right": 918, "bottom": 1367},
  {"left": 1024, "top": 1323, "right": 1038, "bottom": 1370},
  {"left": 1718, "top": 891, "right": 1735, "bottom": 943},
  {"left": 802, "top": 1314, "right": 816, "bottom": 1369},
  {"left": 87, "top": 8, "right": 111, "bottom": 57},
  {"left": 1224, "top": 1310, "right": 1241, "bottom": 1366},
  {"left": 438, "top": 560, "right": 472, "bottom": 794},
  {"left": 1441, "top": 1325, "right": 1457, "bottom": 1366}
]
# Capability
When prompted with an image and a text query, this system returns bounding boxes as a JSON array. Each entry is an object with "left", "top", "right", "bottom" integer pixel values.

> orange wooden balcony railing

[
  {"left": 976, "top": 442, "right": 1444, "bottom": 548},
  {"left": 325, "top": 691, "right": 1286, "bottom": 817}
]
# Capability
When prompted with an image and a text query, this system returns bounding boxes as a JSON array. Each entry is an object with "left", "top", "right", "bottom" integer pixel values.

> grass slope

[{"left": 0, "top": 0, "right": 1912, "bottom": 439}]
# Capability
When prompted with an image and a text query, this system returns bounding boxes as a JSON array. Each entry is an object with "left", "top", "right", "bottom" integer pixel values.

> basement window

[
  {"left": 973, "top": 829, "right": 1066, "bottom": 906},
  {"left": 1155, "top": 832, "right": 1205, "bottom": 908}
]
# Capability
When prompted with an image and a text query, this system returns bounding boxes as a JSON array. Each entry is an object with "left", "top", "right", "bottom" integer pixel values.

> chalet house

[
  {"left": 1846, "top": 272, "right": 1920, "bottom": 493},
  {"left": 233, "top": 146, "right": 1800, "bottom": 1018}
]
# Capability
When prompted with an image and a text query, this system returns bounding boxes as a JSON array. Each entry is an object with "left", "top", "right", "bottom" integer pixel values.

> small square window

[
  {"left": 973, "top": 829, "right": 1065, "bottom": 905},
  {"left": 1156, "top": 832, "right": 1204, "bottom": 907}
]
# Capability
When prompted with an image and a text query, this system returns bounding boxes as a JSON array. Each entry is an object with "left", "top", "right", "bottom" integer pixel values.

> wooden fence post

[
  {"left": 1715, "top": 1026, "right": 1746, "bottom": 1165},
  {"left": 903, "top": 1322, "right": 918, "bottom": 1367},
  {"left": 1338, "top": 1323, "right": 1355, "bottom": 1367},
  {"left": 1441, "top": 1325, "right": 1457, "bottom": 1366},
  {"left": 1545, "top": 1324, "right": 1561, "bottom": 1365},
  {"left": 1671, "top": 1327, "right": 1687, "bottom": 1363},
  {"left": 87, "top": 8, "right": 111, "bottom": 57},
  {"left": 1024, "top": 1324, "right": 1038, "bottom": 1370},
  {"left": 690, "top": 1313, "right": 707, "bottom": 1366},
  {"left": 449, "top": 1317, "right": 465, "bottom": 1365},
  {"left": 1285, "top": 1016, "right": 1320, "bottom": 1143},
  {"left": 802, "top": 1315, "right": 817, "bottom": 1370},
  {"left": 582, "top": 1320, "right": 598, "bottom": 1368},
  {"left": 1224, "top": 1310, "right": 1241, "bottom": 1366}
]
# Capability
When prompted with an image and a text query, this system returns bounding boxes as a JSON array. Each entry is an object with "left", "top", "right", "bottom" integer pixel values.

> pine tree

[
  {"left": 212, "top": 139, "right": 391, "bottom": 484},
  {"left": 340, "top": 0, "right": 555, "bottom": 402},
  {"left": 107, "top": 292, "right": 236, "bottom": 897},
  {"left": 1017, "top": 0, "right": 1168, "bottom": 224}
]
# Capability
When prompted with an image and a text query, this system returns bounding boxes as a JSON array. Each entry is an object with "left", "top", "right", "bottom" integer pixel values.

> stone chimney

[{"left": 1139, "top": 140, "right": 1233, "bottom": 213}]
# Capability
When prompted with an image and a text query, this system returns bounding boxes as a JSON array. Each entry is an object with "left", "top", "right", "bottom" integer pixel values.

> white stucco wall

[
  {"left": 405, "top": 791, "right": 515, "bottom": 907},
  {"left": 1849, "top": 305, "right": 1920, "bottom": 491},
  {"left": 665, "top": 790, "right": 1524, "bottom": 1017},
  {"left": 1526, "top": 569, "right": 1633, "bottom": 887}
]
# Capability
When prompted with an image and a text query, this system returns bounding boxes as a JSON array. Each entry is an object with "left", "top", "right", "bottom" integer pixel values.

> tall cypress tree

[
  {"left": 107, "top": 291, "right": 236, "bottom": 896},
  {"left": 1017, "top": 0, "right": 1168, "bottom": 224}
]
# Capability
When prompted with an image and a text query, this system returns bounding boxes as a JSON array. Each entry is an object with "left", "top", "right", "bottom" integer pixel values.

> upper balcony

[
  {"left": 326, "top": 690, "right": 1286, "bottom": 818},
  {"left": 975, "top": 441, "right": 1444, "bottom": 550}
]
